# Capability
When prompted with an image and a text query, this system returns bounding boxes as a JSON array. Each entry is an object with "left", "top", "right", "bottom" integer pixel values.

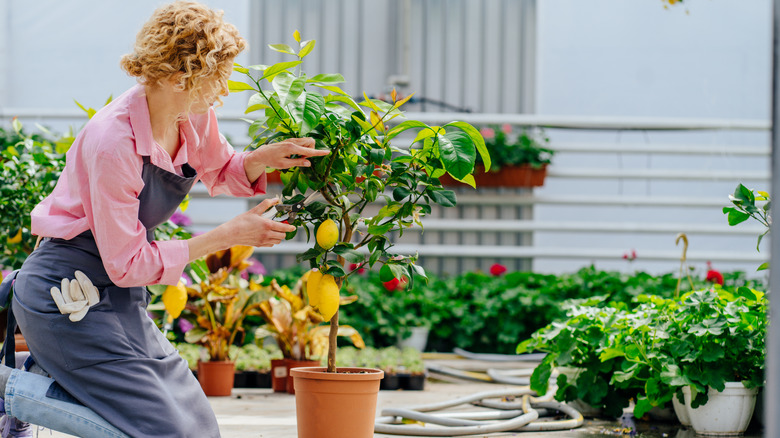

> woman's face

[{"left": 190, "top": 73, "right": 229, "bottom": 114}]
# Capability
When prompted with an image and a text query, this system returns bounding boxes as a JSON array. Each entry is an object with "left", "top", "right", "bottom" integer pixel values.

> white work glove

[{"left": 50, "top": 270, "right": 100, "bottom": 322}]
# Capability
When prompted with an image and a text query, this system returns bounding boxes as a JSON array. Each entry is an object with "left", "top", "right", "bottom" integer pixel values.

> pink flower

[
  {"left": 170, "top": 211, "right": 192, "bottom": 227},
  {"left": 480, "top": 127, "right": 495, "bottom": 140},
  {"left": 501, "top": 124, "right": 513, "bottom": 134},
  {"left": 178, "top": 318, "right": 194, "bottom": 333},
  {"left": 622, "top": 250, "right": 637, "bottom": 262},
  {"left": 349, "top": 263, "right": 366, "bottom": 274},
  {"left": 489, "top": 263, "right": 507, "bottom": 276}
]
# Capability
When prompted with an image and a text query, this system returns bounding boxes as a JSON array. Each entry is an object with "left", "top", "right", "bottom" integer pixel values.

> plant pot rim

[
  {"left": 290, "top": 367, "right": 384, "bottom": 381},
  {"left": 682, "top": 382, "right": 759, "bottom": 395}
]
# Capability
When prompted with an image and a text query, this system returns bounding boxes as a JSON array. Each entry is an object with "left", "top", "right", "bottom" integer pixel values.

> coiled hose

[{"left": 374, "top": 387, "right": 583, "bottom": 436}]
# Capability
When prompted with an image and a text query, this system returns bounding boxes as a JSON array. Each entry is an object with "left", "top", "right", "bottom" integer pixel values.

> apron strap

[{"left": 0, "top": 270, "right": 19, "bottom": 368}]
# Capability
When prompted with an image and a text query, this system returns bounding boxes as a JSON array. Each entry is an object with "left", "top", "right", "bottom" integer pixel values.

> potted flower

[
  {"left": 182, "top": 245, "right": 274, "bottom": 396},
  {"left": 440, "top": 124, "right": 553, "bottom": 187},
  {"left": 253, "top": 271, "right": 365, "bottom": 394},
  {"left": 230, "top": 30, "right": 488, "bottom": 438}
]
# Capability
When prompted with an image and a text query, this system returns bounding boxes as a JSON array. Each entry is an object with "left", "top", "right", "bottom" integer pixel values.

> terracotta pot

[
  {"left": 440, "top": 164, "right": 547, "bottom": 187},
  {"left": 271, "top": 358, "right": 288, "bottom": 392},
  {"left": 285, "top": 359, "right": 320, "bottom": 394},
  {"left": 291, "top": 367, "right": 384, "bottom": 438},
  {"left": 14, "top": 334, "right": 28, "bottom": 352},
  {"left": 197, "top": 360, "right": 235, "bottom": 397}
]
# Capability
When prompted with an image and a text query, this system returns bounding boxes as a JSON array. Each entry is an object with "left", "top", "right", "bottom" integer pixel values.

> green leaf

[
  {"left": 392, "top": 187, "right": 411, "bottom": 201},
  {"left": 439, "top": 131, "right": 476, "bottom": 180},
  {"left": 445, "top": 121, "right": 491, "bottom": 172},
  {"left": 332, "top": 246, "right": 364, "bottom": 263},
  {"left": 228, "top": 80, "right": 255, "bottom": 92},
  {"left": 757, "top": 262, "right": 770, "bottom": 271},
  {"left": 245, "top": 92, "right": 271, "bottom": 114},
  {"left": 298, "top": 40, "right": 316, "bottom": 58},
  {"left": 307, "top": 73, "right": 345, "bottom": 84},
  {"left": 325, "top": 95, "right": 362, "bottom": 112},
  {"left": 530, "top": 354, "right": 555, "bottom": 396},
  {"left": 428, "top": 189, "right": 457, "bottom": 207},
  {"left": 268, "top": 43, "right": 297, "bottom": 55},
  {"left": 296, "top": 247, "right": 322, "bottom": 263},
  {"left": 368, "top": 221, "right": 394, "bottom": 235},
  {"left": 723, "top": 207, "right": 750, "bottom": 226},
  {"left": 297, "top": 92, "right": 325, "bottom": 136},
  {"left": 385, "top": 120, "right": 429, "bottom": 142},
  {"left": 260, "top": 61, "right": 302, "bottom": 81},
  {"left": 324, "top": 261, "right": 347, "bottom": 277},
  {"left": 272, "top": 72, "right": 306, "bottom": 107},
  {"left": 312, "top": 84, "right": 350, "bottom": 96}
]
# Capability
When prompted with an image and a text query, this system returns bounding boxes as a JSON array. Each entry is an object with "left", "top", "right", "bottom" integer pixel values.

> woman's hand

[
  {"left": 228, "top": 198, "right": 297, "bottom": 247},
  {"left": 244, "top": 138, "right": 330, "bottom": 183},
  {"left": 187, "top": 198, "right": 296, "bottom": 261}
]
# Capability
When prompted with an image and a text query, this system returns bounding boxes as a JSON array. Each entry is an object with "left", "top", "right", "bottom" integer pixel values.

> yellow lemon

[
  {"left": 317, "top": 274, "right": 340, "bottom": 321},
  {"left": 7, "top": 229, "right": 22, "bottom": 245},
  {"left": 316, "top": 219, "right": 339, "bottom": 250},
  {"left": 162, "top": 281, "right": 188, "bottom": 319},
  {"left": 306, "top": 268, "right": 323, "bottom": 307}
]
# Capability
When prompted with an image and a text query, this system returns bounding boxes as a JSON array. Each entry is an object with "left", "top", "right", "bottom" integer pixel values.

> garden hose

[
  {"left": 425, "top": 364, "right": 533, "bottom": 385},
  {"left": 374, "top": 387, "right": 583, "bottom": 436}
]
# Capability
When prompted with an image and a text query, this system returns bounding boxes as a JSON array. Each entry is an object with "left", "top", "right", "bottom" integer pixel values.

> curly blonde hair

[{"left": 120, "top": 1, "right": 246, "bottom": 107}]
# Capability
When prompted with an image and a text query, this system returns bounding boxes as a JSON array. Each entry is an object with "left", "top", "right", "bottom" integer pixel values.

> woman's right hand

[
  {"left": 228, "top": 198, "right": 297, "bottom": 247},
  {"left": 187, "top": 197, "right": 296, "bottom": 262}
]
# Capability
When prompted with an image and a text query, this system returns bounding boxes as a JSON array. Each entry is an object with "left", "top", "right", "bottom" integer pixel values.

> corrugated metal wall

[{"left": 248, "top": 0, "right": 536, "bottom": 114}]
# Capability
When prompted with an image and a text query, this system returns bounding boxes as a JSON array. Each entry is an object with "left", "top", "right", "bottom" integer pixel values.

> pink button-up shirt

[{"left": 31, "top": 84, "right": 267, "bottom": 287}]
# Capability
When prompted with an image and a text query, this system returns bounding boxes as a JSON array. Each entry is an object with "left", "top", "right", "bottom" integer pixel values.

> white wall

[{"left": 531, "top": 0, "right": 772, "bottom": 276}]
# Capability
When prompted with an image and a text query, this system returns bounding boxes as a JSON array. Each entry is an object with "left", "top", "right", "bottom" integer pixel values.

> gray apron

[{"left": 11, "top": 156, "right": 221, "bottom": 438}]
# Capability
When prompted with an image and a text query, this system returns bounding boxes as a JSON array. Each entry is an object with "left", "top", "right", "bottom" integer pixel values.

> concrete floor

[{"left": 37, "top": 357, "right": 763, "bottom": 437}]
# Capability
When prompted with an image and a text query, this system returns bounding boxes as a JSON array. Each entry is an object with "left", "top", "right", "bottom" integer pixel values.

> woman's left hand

[{"left": 244, "top": 138, "right": 330, "bottom": 183}]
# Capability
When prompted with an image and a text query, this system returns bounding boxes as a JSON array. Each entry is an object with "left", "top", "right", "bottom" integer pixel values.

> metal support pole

[{"left": 767, "top": 1, "right": 780, "bottom": 437}]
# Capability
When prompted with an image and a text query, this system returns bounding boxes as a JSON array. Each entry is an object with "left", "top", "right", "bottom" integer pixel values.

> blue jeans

[{"left": 4, "top": 369, "right": 128, "bottom": 438}]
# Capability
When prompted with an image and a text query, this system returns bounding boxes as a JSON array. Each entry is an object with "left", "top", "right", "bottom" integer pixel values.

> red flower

[
  {"left": 705, "top": 261, "right": 724, "bottom": 285},
  {"left": 383, "top": 276, "right": 408, "bottom": 291},
  {"left": 383, "top": 278, "right": 400, "bottom": 291},
  {"left": 489, "top": 263, "right": 507, "bottom": 276},
  {"left": 349, "top": 263, "right": 366, "bottom": 274}
]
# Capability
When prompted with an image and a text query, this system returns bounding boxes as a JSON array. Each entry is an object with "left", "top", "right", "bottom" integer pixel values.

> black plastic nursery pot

[
  {"left": 380, "top": 373, "right": 401, "bottom": 390},
  {"left": 399, "top": 373, "right": 426, "bottom": 391}
]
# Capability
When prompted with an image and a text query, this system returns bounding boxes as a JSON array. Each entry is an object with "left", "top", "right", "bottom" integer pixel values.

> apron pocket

[{"left": 50, "top": 310, "right": 132, "bottom": 371}]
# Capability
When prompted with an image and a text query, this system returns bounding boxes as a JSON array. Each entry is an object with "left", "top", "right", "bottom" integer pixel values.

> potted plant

[
  {"left": 230, "top": 30, "right": 488, "bottom": 438},
  {"left": 440, "top": 124, "right": 552, "bottom": 188},
  {"left": 182, "top": 245, "right": 274, "bottom": 396},
  {"left": 232, "top": 344, "right": 278, "bottom": 388},
  {"left": 399, "top": 346, "right": 426, "bottom": 391},
  {"left": 253, "top": 271, "right": 365, "bottom": 394}
]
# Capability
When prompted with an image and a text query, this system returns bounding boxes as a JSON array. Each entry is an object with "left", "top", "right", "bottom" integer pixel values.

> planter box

[{"left": 440, "top": 164, "right": 547, "bottom": 188}]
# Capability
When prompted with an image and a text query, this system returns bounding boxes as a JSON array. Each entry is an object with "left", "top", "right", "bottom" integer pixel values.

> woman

[{"left": 0, "top": 1, "right": 327, "bottom": 437}]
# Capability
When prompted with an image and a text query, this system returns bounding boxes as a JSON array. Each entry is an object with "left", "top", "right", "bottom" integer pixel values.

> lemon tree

[{"left": 232, "top": 31, "right": 489, "bottom": 372}]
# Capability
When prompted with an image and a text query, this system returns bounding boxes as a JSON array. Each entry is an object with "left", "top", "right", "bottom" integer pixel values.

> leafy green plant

[
  {"left": 723, "top": 183, "right": 770, "bottom": 270},
  {"left": 183, "top": 245, "right": 274, "bottom": 362},
  {"left": 519, "top": 285, "right": 766, "bottom": 419},
  {"left": 477, "top": 124, "right": 553, "bottom": 171},
  {"left": 230, "top": 31, "right": 489, "bottom": 372},
  {"left": 517, "top": 300, "right": 639, "bottom": 418},
  {"left": 0, "top": 119, "right": 65, "bottom": 269}
]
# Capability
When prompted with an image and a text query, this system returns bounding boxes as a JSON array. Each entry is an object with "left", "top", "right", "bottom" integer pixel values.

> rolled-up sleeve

[
  {"left": 190, "top": 109, "right": 267, "bottom": 197},
  {"left": 84, "top": 142, "right": 189, "bottom": 287}
]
